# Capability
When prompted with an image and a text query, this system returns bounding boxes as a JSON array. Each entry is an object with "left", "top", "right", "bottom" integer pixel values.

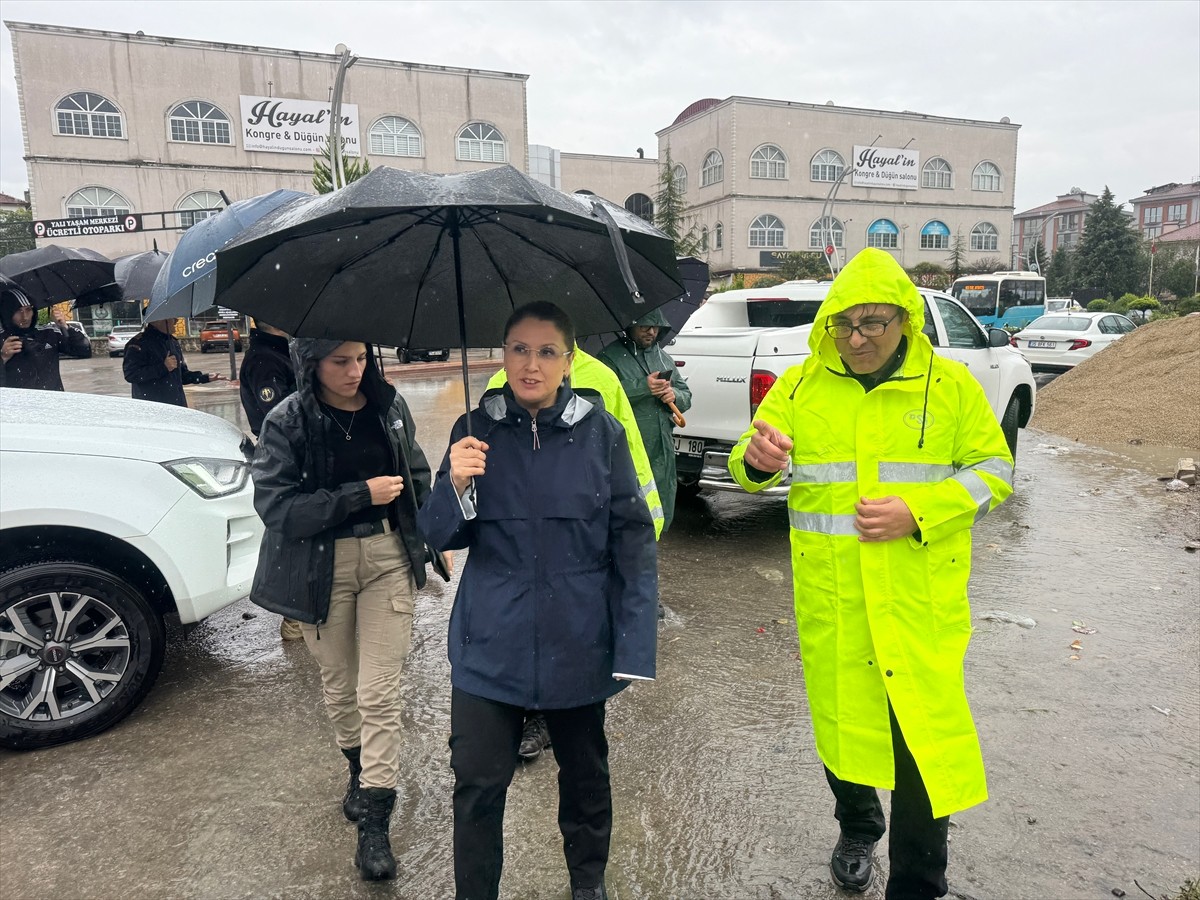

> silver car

[{"left": 106, "top": 324, "right": 142, "bottom": 358}]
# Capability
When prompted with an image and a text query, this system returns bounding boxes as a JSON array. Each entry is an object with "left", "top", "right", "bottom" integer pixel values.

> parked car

[
  {"left": 64, "top": 321, "right": 90, "bottom": 340},
  {"left": 199, "top": 320, "right": 243, "bottom": 353},
  {"left": 396, "top": 345, "right": 450, "bottom": 364},
  {"left": 106, "top": 325, "right": 142, "bottom": 358},
  {"left": 1010, "top": 312, "right": 1137, "bottom": 372},
  {"left": 0, "top": 389, "right": 262, "bottom": 750}
]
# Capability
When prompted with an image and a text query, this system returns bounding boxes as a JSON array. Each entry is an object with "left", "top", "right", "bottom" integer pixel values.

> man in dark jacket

[
  {"left": 123, "top": 317, "right": 223, "bottom": 405},
  {"left": 0, "top": 287, "right": 92, "bottom": 390},
  {"left": 239, "top": 321, "right": 297, "bottom": 437}
]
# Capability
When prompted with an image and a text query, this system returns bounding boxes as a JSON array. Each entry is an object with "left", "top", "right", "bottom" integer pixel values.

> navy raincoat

[{"left": 418, "top": 384, "right": 658, "bottom": 710}]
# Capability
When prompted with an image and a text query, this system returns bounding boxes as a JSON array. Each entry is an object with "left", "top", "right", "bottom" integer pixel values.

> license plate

[
  {"left": 673, "top": 436, "right": 705, "bottom": 457},
  {"left": 1027, "top": 340, "right": 1055, "bottom": 349}
]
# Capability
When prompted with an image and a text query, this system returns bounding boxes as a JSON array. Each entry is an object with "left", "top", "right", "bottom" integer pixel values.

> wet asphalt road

[{"left": 1, "top": 356, "right": 1197, "bottom": 900}]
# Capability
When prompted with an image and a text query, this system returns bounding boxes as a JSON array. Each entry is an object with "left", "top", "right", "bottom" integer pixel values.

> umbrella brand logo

[
  {"left": 182, "top": 252, "right": 217, "bottom": 279},
  {"left": 904, "top": 410, "right": 934, "bottom": 430},
  {"left": 239, "top": 95, "right": 360, "bottom": 158}
]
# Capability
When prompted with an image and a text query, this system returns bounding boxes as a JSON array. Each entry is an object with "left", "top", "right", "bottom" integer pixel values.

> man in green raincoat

[
  {"left": 728, "top": 249, "right": 1013, "bottom": 899},
  {"left": 597, "top": 307, "right": 692, "bottom": 534}
]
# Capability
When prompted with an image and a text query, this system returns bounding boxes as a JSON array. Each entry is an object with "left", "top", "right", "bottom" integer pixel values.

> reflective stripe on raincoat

[
  {"left": 728, "top": 248, "right": 1014, "bottom": 817},
  {"left": 488, "top": 346, "right": 664, "bottom": 539}
]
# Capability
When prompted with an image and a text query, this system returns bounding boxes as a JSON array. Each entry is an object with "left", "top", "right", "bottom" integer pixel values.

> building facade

[
  {"left": 1013, "top": 188, "right": 1098, "bottom": 269},
  {"left": 8, "top": 21, "right": 528, "bottom": 263},
  {"left": 655, "top": 96, "right": 1020, "bottom": 279},
  {"left": 1129, "top": 181, "right": 1200, "bottom": 240}
]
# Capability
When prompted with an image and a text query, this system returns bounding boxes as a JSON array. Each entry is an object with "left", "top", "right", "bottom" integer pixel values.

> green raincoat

[
  {"left": 487, "top": 346, "right": 664, "bottom": 539},
  {"left": 728, "top": 248, "right": 1014, "bottom": 817},
  {"left": 597, "top": 307, "right": 692, "bottom": 533}
]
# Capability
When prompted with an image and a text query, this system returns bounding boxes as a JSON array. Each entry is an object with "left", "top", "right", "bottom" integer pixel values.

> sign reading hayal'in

[
  {"left": 851, "top": 146, "right": 919, "bottom": 191},
  {"left": 239, "top": 95, "right": 361, "bottom": 157}
]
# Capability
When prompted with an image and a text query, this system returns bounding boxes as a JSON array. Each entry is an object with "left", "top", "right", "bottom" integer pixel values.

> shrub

[{"left": 1087, "top": 299, "right": 1111, "bottom": 312}]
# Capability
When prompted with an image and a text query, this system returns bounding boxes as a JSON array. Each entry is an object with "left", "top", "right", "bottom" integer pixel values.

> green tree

[
  {"left": 908, "top": 262, "right": 949, "bottom": 289},
  {"left": 947, "top": 232, "right": 968, "bottom": 281},
  {"left": 776, "top": 251, "right": 829, "bottom": 281},
  {"left": 0, "top": 208, "right": 35, "bottom": 255},
  {"left": 968, "top": 256, "right": 1007, "bottom": 274},
  {"left": 1086, "top": 298, "right": 1111, "bottom": 311},
  {"left": 752, "top": 274, "right": 786, "bottom": 289},
  {"left": 313, "top": 142, "right": 371, "bottom": 194},
  {"left": 1074, "top": 186, "right": 1143, "bottom": 298},
  {"left": 1152, "top": 245, "right": 1199, "bottom": 300},
  {"left": 1045, "top": 245, "right": 1075, "bottom": 296},
  {"left": 654, "top": 146, "right": 700, "bottom": 256}
]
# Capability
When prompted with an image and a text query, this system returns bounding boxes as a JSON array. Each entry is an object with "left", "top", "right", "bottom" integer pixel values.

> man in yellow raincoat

[{"left": 728, "top": 248, "right": 1013, "bottom": 899}]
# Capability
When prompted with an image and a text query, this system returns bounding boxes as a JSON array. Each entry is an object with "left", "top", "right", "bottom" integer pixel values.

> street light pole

[
  {"left": 820, "top": 136, "right": 913, "bottom": 276},
  {"left": 328, "top": 44, "right": 357, "bottom": 191}
]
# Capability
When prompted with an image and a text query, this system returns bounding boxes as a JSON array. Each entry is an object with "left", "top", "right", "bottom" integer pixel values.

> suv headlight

[{"left": 163, "top": 457, "right": 250, "bottom": 498}]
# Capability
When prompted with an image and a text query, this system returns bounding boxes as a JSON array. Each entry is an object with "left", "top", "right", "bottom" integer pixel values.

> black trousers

[
  {"left": 450, "top": 688, "right": 611, "bottom": 900},
  {"left": 824, "top": 704, "right": 950, "bottom": 900}
]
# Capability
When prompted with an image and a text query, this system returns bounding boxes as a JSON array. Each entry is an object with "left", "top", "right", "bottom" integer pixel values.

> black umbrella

[
  {"left": 0, "top": 244, "right": 116, "bottom": 308},
  {"left": 115, "top": 247, "right": 170, "bottom": 304},
  {"left": 213, "top": 165, "right": 684, "bottom": 416}
]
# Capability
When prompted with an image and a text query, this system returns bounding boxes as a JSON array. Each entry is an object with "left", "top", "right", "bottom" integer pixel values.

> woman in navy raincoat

[{"left": 418, "top": 301, "right": 658, "bottom": 900}]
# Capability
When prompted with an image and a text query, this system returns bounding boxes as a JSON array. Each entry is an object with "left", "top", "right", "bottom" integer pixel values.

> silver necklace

[{"left": 321, "top": 402, "right": 356, "bottom": 441}]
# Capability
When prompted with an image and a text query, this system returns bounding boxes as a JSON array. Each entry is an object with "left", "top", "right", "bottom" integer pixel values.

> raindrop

[{"left": 274, "top": 263, "right": 281, "bottom": 271}]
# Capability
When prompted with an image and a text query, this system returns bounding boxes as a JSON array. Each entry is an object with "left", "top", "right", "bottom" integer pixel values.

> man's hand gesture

[{"left": 744, "top": 419, "right": 792, "bottom": 473}]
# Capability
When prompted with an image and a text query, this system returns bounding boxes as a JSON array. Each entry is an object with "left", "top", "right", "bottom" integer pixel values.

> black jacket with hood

[
  {"left": 0, "top": 288, "right": 92, "bottom": 390},
  {"left": 249, "top": 338, "right": 435, "bottom": 625},
  {"left": 122, "top": 324, "right": 210, "bottom": 406}
]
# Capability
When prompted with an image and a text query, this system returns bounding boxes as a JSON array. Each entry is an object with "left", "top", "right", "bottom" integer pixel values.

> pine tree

[
  {"left": 313, "top": 142, "right": 371, "bottom": 194},
  {"left": 1045, "top": 246, "right": 1074, "bottom": 296},
  {"left": 947, "top": 233, "right": 968, "bottom": 281},
  {"left": 1074, "top": 186, "right": 1144, "bottom": 298},
  {"left": 654, "top": 146, "right": 700, "bottom": 256}
]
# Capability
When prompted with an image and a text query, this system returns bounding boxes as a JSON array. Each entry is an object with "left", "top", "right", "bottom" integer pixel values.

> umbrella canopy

[
  {"left": 115, "top": 248, "right": 170, "bottom": 304},
  {"left": 577, "top": 255, "right": 709, "bottom": 355},
  {"left": 212, "top": 165, "right": 684, "bottom": 350},
  {"left": 145, "top": 189, "right": 309, "bottom": 322},
  {"left": 0, "top": 244, "right": 116, "bottom": 308}
]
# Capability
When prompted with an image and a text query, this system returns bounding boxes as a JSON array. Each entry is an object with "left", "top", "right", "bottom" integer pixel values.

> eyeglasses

[
  {"left": 825, "top": 311, "right": 903, "bottom": 340},
  {"left": 503, "top": 342, "right": 572, "bottom": 362}
]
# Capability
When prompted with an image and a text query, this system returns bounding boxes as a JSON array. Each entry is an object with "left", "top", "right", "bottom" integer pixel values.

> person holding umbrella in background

[
  {"left": 122, "top": 316, "right": 223, "bottom": 406},
  {"left": 0, "top": 283, "right": 92, "bottom": 390}
]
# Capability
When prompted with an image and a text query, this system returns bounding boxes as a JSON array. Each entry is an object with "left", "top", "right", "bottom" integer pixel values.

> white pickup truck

[{"left": 668, "top": 280, "right": 1037, "bottom": 496}]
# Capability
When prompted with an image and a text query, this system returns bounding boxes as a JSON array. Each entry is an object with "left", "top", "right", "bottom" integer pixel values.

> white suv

[{"left": 0, "top": 389, "right": 263, "bottom": 750}]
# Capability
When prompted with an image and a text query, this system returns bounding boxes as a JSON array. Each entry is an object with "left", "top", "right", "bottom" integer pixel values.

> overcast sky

[{"left": 2, "top": 0, "right": 1197, "bottom": 212}]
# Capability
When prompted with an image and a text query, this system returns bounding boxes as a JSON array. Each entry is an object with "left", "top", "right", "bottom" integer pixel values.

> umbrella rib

[
  {"left": 462, "top": 222, "right": 520, "bottom": 314},
  {"left": 405, "top": 222, "right": 451, "bottom": 345}
]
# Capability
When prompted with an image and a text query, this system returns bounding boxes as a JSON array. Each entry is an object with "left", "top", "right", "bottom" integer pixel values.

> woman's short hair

[{"left": 502, "top": 301, "right": 575, "bottom": 349}]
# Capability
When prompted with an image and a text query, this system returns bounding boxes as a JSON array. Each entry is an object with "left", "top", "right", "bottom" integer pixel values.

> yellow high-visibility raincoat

[
  {"left": 729, "top": 248, "right": 1014, "bottom": 817},
  {"left": 488, "top": 346, "right": 665, "bottom": 539}
]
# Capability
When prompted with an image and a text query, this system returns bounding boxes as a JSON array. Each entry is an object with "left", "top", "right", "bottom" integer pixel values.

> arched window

[
  {"left": 56, "top": 92, "right": 123, "bottom": 138},
  {"left": 177, "top": 190, "right": 223, "bottom": 230},
  {"left": 867, "top": 218, "right": 899, "bottom": 249},
  {"left": 922, "top": 157, "right": 953, "bottom": 189},
  {"left": 672, "top": 164, "right": 688, "bottom": 194},
  {"left": 920, "top": 220, "right": 951, "bottom": 250},
  {"left": 66, "top": 187, "right": 131, "bottom": 218},
  {"left": 574, "top": 189, "right": 595, "bottom": 195},
  {"left": 749, "top": 214, "right": 785, "bottom": 248},
  {"left": 809, "top": 216, "right": 844, "bottom": 249},
  {"left": 369, "top": 116, "right": 422, "bottom": 157},
  {"left": 714, "top": 222, "right": 724, "bottom": 250},
  {"left": 169, "top": 101, "right": 231, "bottom": 145},
  {"left": 810, "top": 149, "right": 845, "bottom": 183},
  {"left": 970, "top": 222, "right": 999, "bottom": 252},
  {"left": 972, "top": 161, "right": 1001, "bottom": 192},
  {"left": 701, "top": 150, "right": 723, "bottom": 187},
  {"left": 456, "top": 122, "right": 506, "bottom": 162},
  {"left": 700, "top": 226, "right": 709, "bottom": 252},
  {"left": 750, "top": 144, "right": 787, "bottom": 179},
  {"left": 625, "top": 193, "right": 654, "bottom": 222}
]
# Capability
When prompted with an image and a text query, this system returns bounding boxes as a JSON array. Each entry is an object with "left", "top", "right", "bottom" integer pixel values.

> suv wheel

[
  {"left": 0, "top": 561, "right": 166, "bottom": 751},
  {"left": 397, "top": 348, "right": 410, "bottom": 364}
]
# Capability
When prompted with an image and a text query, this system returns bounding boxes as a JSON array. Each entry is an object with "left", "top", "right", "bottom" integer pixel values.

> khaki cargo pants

[{"left": 301, "top": 528, "right": 415, "bottom": 790}]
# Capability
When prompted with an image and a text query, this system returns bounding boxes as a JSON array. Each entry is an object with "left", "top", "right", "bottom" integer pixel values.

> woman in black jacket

[
  {"left": 250, "top": 337, "right": 438, "bottom": 882},
  {"left": 122, "top": 317, "right": 223, "bottom": 405},
  {"left": 419, "top": 302, "right": 658, "bottom": 900}
]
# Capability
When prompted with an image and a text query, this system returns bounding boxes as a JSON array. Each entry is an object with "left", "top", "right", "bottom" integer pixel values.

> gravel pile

[{"left": 1031, "top": 314, "right": 1200, "bottom": 450}]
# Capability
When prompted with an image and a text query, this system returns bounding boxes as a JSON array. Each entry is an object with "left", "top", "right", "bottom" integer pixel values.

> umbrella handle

[{"left": 667, "top": 401, "right": 686, "bottom": 429}]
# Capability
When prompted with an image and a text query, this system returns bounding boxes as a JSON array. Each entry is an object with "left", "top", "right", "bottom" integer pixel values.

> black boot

[
  {"left": 355, "top": 787, "right": 397, "bottom": 881},
  {"left": 519, "top": 713, "right": 551, "bottom": 761},
  {"left": 340, "top": 747, "right": 368, "bottom": 822}
]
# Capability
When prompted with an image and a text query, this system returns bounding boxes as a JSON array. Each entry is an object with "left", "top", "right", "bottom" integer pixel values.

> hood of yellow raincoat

[{"left": 808, "top": 248, "right": 927, "bottom": 366}]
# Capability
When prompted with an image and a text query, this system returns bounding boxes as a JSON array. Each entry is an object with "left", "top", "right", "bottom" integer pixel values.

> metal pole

[{"left": 329, "top": 45, "right": 352, "bottom": 191}]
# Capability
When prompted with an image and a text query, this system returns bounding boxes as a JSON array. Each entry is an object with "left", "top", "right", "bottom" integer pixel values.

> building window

[
  {"left": 1144, "top": 207, "right": 1162, "bottom": 225},
  {"left": 672, "top": 164, "right": 687, "bottom": 194},
  {"left": 177, "top": 190, "right": 223, "bottom": 230},
  {"left": 970, "top": 222, "right": 999, "bottom": 252},
  {"left": 700, "top": 226, "right": 709, "bottom": 252},
  {"left": 750, "top": 144, "right": 787, "bottom": 180},
  {"left": 809, "top": 216, "right": 844, "bottom": 249},
  {"left": 867, "top": 218, "right": 899, "bottom": 249},
  {"left": 66, "top": 186, "right": 131, "bottom": 218},
  {"left": 369, "top": 116, "right": 422, "bottom": 157},
  {"left": 1143, "top": 225, "right": 1161, "bottom": 239},
  {"left": 575, "top": 189, "right": 595, "bottom": 195},
  {"left": 922, "top": 157, "right": 953, "bottom": 189},
  {"left": 714, "top": 222, "right": 723, "bottom": 250},
  {"left": 169, "top": 101, "right": 231, "bottom": 145},
  {"left": 456, "top": 122, "right": 506, "bottom": 162},
  {"left": 920, "top": 220, "right": 950, "bottom": 250},
  {"left": 701, "top": 151, "right": 724, "bottom": 187},
  {"left": 810, "top": 149, "right": 845, "bottom": 183},
  {"left": 1167, "top": 203, "right": 1188, "bottom": 223},
  {"left": 625, "top": 193, "right": 654, "bottom": 222},
  {"left": 749, "top": 214, "right": 785, "bottom": 248},
  {"left": 55, "top": 92, "right": 123, "bottom": 138},
  {"left": 972, "top": 161, "right": 1002, "bottom": 192}
]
